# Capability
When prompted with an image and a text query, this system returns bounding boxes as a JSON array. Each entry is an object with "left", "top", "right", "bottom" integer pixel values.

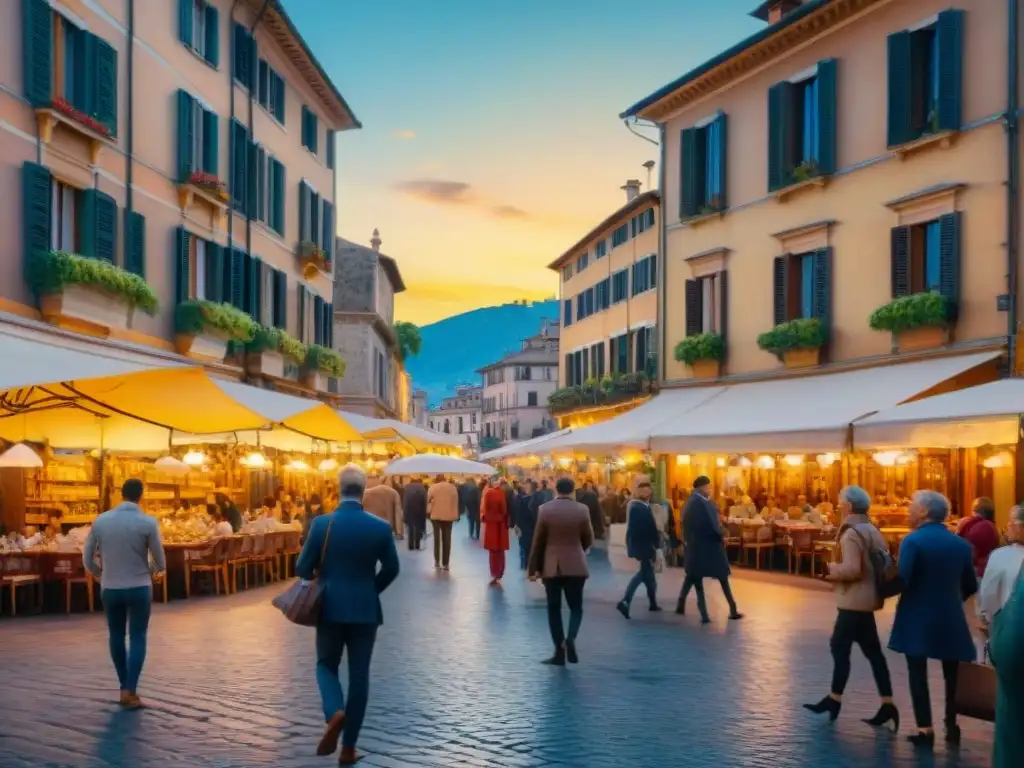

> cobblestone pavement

[{"left": 0, "top": 531, "right": 994, "bottom": 768}]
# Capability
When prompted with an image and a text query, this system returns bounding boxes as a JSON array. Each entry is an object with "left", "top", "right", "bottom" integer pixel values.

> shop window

[
  {"left": 680, "top": 113, "right": 727, "bottom": 217},
  {"left": 772, "top": 248, "right": 832, "bottom": 327},
  {"left": 892, "top": 216, "right": 960, "bottom": 298},
  {"left": 767, "top": 59, "right": 837, "bottom": 191}
]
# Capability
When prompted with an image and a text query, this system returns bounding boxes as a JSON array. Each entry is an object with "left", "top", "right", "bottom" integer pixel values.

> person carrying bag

[{"left": 988, "top": 565, "right": 1024, "bottom": 766}]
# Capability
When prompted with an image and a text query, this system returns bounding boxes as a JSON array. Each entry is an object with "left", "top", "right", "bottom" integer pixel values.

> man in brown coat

[
  {"left": 362, "top": 476, "right": 403, "bottom": 538},
  {"left": 528, "top": 477, "right": 594, "bottom": 666}
]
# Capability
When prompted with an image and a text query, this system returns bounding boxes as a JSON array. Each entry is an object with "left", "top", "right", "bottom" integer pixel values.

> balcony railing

[{"left": 547, "top": 372, "right": 656, "bottom": 415}]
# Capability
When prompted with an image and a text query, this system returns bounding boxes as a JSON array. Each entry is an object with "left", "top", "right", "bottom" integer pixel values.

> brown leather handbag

[
  {"left": 952, "top": 645, "right": 996, "bottom": 722},
  {"left": 271, "top": 518, "right": 332, "bottom": 627}
]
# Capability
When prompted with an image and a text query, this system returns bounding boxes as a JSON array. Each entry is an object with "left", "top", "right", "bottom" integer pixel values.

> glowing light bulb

[
  {"left": 183, "top": 450, "right": 206, "bottom": 466},
  {"left": 243, "top": 451, "right": 267, "bottom": 468}
]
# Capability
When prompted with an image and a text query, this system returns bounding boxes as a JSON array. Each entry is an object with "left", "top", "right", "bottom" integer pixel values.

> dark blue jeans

[
  {"left": 623, "top": 558, "right": 658, "bottom": 607},
  {"left": 102, "top": 585, "right": 152, "bottom": 693},
  {"left": 316, "top": 622, "right": 378, "bottom": 749}
]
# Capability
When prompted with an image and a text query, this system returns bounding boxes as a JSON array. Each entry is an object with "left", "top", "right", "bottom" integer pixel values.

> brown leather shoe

[
  {"left": 122, "top": 694, "right": 144, "bottom": 709},
  {"left": 118, "top": 690, "right": 132, "bottom": 707},
  {"left": 317, "top": 711, "right": 346, "bottom": 756},
  {"left": 338, "top": 746, "right": 361, "bottom": 765}
]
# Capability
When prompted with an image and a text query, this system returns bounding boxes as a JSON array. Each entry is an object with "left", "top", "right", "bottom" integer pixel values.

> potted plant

[
  {"left": 302, "top": 344, "right": 346, "bottom": 390},
  {"left": 674, "top": 333, "right": 725, "bottom": 378},
  {"left": 245, "top": 325, "right": 307, "bottom": 378},
  {"left": 757, "top": 317, "right": 828, "bottom": 368},
  {"left": 187, "top": 171, "right": 228, "bottom": 201},
  {"left": 791, "top": 160, "right": 820, "bottom": 184},
  {"left": 547, "top": 387, "right": 581, "bottom": 412},
  {"left": 868, "top": 291, "right": 955, "bottom": 352},
  {"left": 620, "top": 371, "right": 648, "bottom": 394},
  {"left": 50, "top": 97, "right": 112, "bottom": 138},
  {"left": 29, "top": 250, "right": 158, "bottom": 333},
  {"left": 174, "top": 300, "right": 258, "bottom": 360}
]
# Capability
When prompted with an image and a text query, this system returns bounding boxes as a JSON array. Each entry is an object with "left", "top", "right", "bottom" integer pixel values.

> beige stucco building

[
  {"left": 428, "top": 384, "right": 482, "bottom": 454},
  {"left": 2, "top": 0, "right": 353, "bottom": 395},
  {"left": 548, "top": 180, "right": 660, "bottom": 427}
]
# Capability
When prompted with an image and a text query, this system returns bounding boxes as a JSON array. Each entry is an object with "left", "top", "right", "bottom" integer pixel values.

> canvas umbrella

[{"left": 382, "top": 453, "right": 496, "bottom": 477}]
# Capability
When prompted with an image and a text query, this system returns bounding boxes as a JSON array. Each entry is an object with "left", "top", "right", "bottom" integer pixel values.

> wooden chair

[
  {"left": 228, "top": 535, "right": 253, "bottom": 592},
  {"left": 51, "top": 554, "right": 95, "bottom": 613},
  {"left": 724, "top": 522, "right": 743, "bottom": 561},
  {"left": 221, "top": 536, "right": 246, "bottom": 593},
  {"left": 280, "top": 531, "right": 302, "bottom": 578},
  {"left": 741, "top": 525, "right": 774, "bottom": 569},
  {"left": 247, "top": 534, "right": 271, "bottom": 587},
  {"left": 264, "top": 532, "right": 284, "bottom": 582},
  {"left": 183, "top": 539, "right": 230, "bottom": 597},
  {"left": 787, "top": 529, "right": 817, "bottom": 575},
  {"left": 813, "top": 537, "right": 837, "bottom": 576},
  {"left": 1, "top": 555, "right": 43, "bottom": 617}
]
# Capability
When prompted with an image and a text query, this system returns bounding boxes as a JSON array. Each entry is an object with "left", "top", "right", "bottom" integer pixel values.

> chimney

[
  {"left": 621, "top": 179, "right": 641, "bottom": 202},
  {"left": 370, "top": 228, "right": 381, "bottom": 252}
]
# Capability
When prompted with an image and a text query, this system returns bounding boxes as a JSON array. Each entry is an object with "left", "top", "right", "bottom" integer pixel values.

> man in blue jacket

[
  {"left": 616, "top": 475, "right": 663, "bottom": 619},
  {"left": 296, "top": 463, "right": 400, "bottom": 766}
]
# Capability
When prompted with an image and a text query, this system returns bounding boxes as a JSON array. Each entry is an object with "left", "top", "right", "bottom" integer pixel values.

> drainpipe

[
  {"left": 227, "top": 0, "right": 242, "bottom": 256},
  {"left": 657, "top": 123, "right": 667, "bottom": 384},
  {"left": 1007, "top": 0, "right": 1020, "bottom": 375},
  {"left": 124, "top": 0, "right": 135, "bottom": 243},
  {"left": 246, "top": 0, "right": 272, "bottom": 256}
]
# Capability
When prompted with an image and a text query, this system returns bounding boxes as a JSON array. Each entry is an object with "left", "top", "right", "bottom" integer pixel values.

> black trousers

[
  {"left": 431, "top": 520, "right": 453, "bottom": 566},
  {"left": 829, "top": 609, "right": 893, "bottom": 697},
  {"left": 407, "top": 523, "right": 424, "bottom": 550},
  {"left": 677, "top": 574, "right": 737, "bottom": 618},
  {"left": 907, "top": 656, "right": 959, "bottom": 729},
  {"left": 543, "top": 576, "right": 586, "bottom": 648},
  {"left": 467, "top": 512, "right": 480, "bottom": 539}
]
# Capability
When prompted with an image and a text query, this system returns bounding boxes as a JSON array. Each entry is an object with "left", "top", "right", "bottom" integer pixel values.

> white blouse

[{"left": 977, "top": 543, "right": 1024, "bottom": 625}]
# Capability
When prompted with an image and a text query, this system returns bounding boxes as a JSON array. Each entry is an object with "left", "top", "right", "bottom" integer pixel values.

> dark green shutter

[
  {"left": 125, "top": 210, "right": 145, "bottom": 276},
  {"left": 204, "top": 4, "right": 219, "bottom": 67},
  {"left": 938, "top": 212, "right": 961, "bottom": 307},
  {"left": 811, "top": 247, "right": 832, "bottom": 338},
  {"left": 205, "top": 242, "right": 224, "bottom": 302},
  {"left": 679, "top": 128, "right": 698, "bottom": 219},
  {"left": 325, "top": 302, "right": 333, "bottom": 347},
  {"left": 297, "top": 285, "right": 307, "bottom": 342},
  {"left": 22, "top": 162, "right": 52, "bottom": 283},
  {"left": 299, "top": 181, "right": 309, "bottom": 241},
  {"left": 313, "top": 295, "right": 324, "bottom": 344},
  {"left": 321, "top": 200, "right": 334, "bottom": 255},
  {"left": 246, "top": 253, "right": 261, "bottom": 316},
  {"left": 275, "top": 73, "right": 286, "bottom": 124},
  {"left": 772, "top": 255, "right": 789, "bottom": 325},
  {"left": 233, "top": 23, "right": 249, "bottom": 85},
  {"left": 23, "top": 0, "right": 53, "bottom": 107},
  {"left": 94, "top": 37, "right": 117, "bottom": 136},
  {"left": 80, "top": 189, "right": 116, "bottom": 262},
  {"left": 230, "top": 248, "right": 245, "bottom": 309},
  {"left": 177, "top": 89, "right": 195, "bottom": 182},
  {"left": 310, "top": 192, "right": 320, "bottom": 246},
  {"left": 178, "top": 0, "right": 192, "bottom": 45},
  {"left": 886, "top": 31, "right": 912, "bottom": 147},
  {"left": 936, "top": 9, "right": 964, "bottom": 132},
  {"left": 718, "top": 270, "right": 729, "bottom": 357},
  {"left": 256, "top": 146, "right": 266, "bottom": 221},
  {"left": 246, "top": 140, "right": 258, "bottom": 219},
  {"left": 815, "top": 59, "right": 837, "bottom": 175},
  {"left": 301, "top": 106, "right": 309, "bottom": 148},
  {"left": 202, "top": 108, "right": 218, "bottom": 175},
  {"left": 249, "top": 35, "right": 259, "bottom": 92},
  {"left": 273, "top": 269, "right": 286, "bottom": 328},
  {"left": 273, "top": 158, "right": 286, "bottom": 234},
  {"left": 231, "top": 120, "right": 247, "bottom": 210},
  {"left": 767, "top": 82, "right": 794, "bottom": 191},
  {"left": 326, "top": 130, "right": 335, "bottom": 169},
  {"left": 684, "top": 279, "right": 701, "bottom": 336},
  {"left": 714, "top": 113, "right": 727, "bottom": 209},
  {"left": 175, "top": 227, "right": 191, "bottom": 304},
  {"left": 890, "top": 226, "right": 910, "bottom": 297}
]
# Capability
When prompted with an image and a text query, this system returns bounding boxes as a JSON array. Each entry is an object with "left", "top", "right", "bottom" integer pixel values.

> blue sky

[{"left": 282, "top": 0, "right": 763, "bottom": 324}]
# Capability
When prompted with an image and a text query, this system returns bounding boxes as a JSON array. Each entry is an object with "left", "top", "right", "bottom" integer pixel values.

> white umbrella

[{"left": 383, "top": 453, "right": 496, "bottom": 477}]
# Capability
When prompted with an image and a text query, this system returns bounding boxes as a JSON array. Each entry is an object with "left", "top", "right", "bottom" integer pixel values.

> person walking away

[
  {"left": 957, "top": 497, "right": 1000, "bottom": 578},
  {"left": 459, "top": 478, "right": 482, "bottom": 540},
  {"left": 516, "top": 480, "right": 539, "bottom": 570},
  {"left": 978, "top": 504, "right": 1024, "bottom": 631},
  {"left": 296, "top": 464, "right": 400, "bottom": 766},
  {"left": 599, "top": 487, "right": 620, "bottom": 539},
  {"left": 402, "top": 477, "right": 427, "bottom": 551},
  {"left": 989, "top": 556, "right": 1024, "bottom": 768},
  {"left": 577, "top": 481, "right": 604, "bottom": 541},
  {"left": 804, "top": 485, "right": 897, "bottom": 730},
  {"left": 888, "top": 490, "right": 978, "bottom": 749},
  {"left": 362, "top": 475, "right": 404, "bottom": 539},
  {"left": 83, "top": 479, "right": 165, "bottom": 709},
  {"left": 427, "top": 475, "right": 459, "bottom": 570},
  {"left": 482, "top": 478, "right": 510, "bottom": 585},
  {"left": 528, "top": 477, "right": 594, "bottom": 665},
  {"left": 677, "top": 476, "right": 743, "bottom": 623},
  {"left": 500, "top": 479, "right": 516, "bottom": 530},
  {"left": 617, "top": 475, "right": 663, "bottom": 618}
]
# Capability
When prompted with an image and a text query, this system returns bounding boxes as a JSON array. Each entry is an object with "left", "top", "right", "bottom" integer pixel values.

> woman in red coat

[{"left": 482, "top": 478, "right": 510, "bottom": 584}]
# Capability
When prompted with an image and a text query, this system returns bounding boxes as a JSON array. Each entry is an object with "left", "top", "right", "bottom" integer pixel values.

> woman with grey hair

[
  {"left": 804, "top": 486, "right": 897, "bottom": 730},
  {"left": 888, "top": 490, "right": 978, "bottom": 750}
]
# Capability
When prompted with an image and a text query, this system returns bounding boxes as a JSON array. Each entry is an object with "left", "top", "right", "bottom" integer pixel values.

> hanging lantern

[
  {"left": 816, "top": 453, "right": 838, "bottom": 468},
  {"left": 319, "top": 457, "right": 339, "bottom": 473},
  {"left": 0, "top": 443, "right": 43, "bottom": 468},
  {"left": 783, "top": 454, "right": 804, "bottom": 467},
  {"left": 242, "top": 451, "right": 267, "bottom": 468},
  {"left": 155, "top": 456, "right": 189, "bottom": 475},
  {"left": 756, "top": 455, "right": 776, "bottom": 470},
  {"left": 182, "top": 449, "right": 206, "bottom": 466}
]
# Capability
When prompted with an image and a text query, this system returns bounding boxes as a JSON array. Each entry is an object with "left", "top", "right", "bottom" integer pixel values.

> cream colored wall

[
  {"left": 2, "top": 0, "right": 340, "bottom": 345},
  {"left": 558, "top": 205, "right": 660, "bottom": 386},
  {"left": 661, "top": 0, "right": 1007, "bottom": 381}
]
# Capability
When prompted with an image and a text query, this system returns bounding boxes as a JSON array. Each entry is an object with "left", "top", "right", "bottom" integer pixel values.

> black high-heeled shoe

[
  {"left": 803, "top": 696, "right": 841, "bottom": 721},
  {"left": 945, "top": 721, "right": 961, "bottom": 745},
  {"left": 862, "top": 703, "right": 900, "bottom": 732},
  {"left": 907, "top": 731, "right": 935, "bottom": 749}
]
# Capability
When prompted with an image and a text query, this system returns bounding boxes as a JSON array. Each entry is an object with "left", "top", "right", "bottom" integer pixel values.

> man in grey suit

[{"left": 528, "top": 477, "right": 595, "bottom": 666}]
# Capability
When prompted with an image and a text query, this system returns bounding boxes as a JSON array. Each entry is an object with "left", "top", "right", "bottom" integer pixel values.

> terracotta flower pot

[
  {"left": 246, "top": 350, "right": 285, "bottom": 379},
  {"left": 175, "top": 331, "right": 230, "bottom": 361},
  {"left": 783, "top": 347, "right": 821, "bottom": 369},
  {"left": 895, "top": 326, "right": 949, "bottom": 352},
  {"left": 689, "top": 359, "right": 721, "bottom": 379},
  {"left": 40, "top": 284, "right": 134, "bottom": 335},
  {"left": 301, "top": 369, "right": 323, "bottom": 391}
]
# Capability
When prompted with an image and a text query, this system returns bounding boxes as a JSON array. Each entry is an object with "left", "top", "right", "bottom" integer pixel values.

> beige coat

[
  {"left": 528, "top": 497, "right": 594, "bottom": 579},
  {"left": 362, "top": 484, "right": 403, "bottom": 536},
  {"left": 427, "top": 481, "right": 460, "bottom": 522},
  {"left": 828, "top": 515, "right": 887, "bottom": 612}
]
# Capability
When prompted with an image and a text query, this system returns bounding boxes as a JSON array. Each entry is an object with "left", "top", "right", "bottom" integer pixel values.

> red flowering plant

[
  {"left": 51, "top": 98, "right": 113, "bottom": 138},
  {"left": 188, "top": 171, "right": 228, "bottom": 201}
]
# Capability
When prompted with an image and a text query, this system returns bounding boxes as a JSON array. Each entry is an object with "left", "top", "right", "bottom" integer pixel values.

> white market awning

[
  {"left": 339, "top": 411, "right": 463, "bottom": 449},
  {"left": 648, "top": 351, "right": 1002, "bottom": 455},
  {"left": 540, "top": 386, "right": 726, "bottom": 455},
  {"left": 213, "top": 381, "right": 362, "bottom": 443},
  {"left": 480, "top": 428, "right": 572, "bottom": 461},
  {"left": 853, "top": 377, "right": 1023, "bottom": 449}
]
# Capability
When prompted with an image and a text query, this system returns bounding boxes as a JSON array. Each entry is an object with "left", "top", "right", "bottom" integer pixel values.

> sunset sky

[{"left": 282, "top": 0, "right": 762, "bottom": 325}]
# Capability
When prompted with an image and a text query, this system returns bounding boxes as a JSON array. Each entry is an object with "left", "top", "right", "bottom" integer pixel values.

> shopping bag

[
  {"left": 271, "top": 517, "right": 331, "bottom": 626},
  {"left": 952, "top": 646, "right": 996, "bottom": 722}
]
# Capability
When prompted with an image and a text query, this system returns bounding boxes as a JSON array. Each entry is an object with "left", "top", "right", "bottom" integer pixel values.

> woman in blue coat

[{"left": 888, "top": 490, "right": 978, "bottom": 750}]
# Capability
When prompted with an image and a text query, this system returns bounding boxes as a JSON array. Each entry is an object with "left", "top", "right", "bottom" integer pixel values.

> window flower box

[
  {"left": 40, "top": 284, "right": 134, "bottom": 335},
  {"left": 35, "top": 100, "right": 115, "bottom": 165},
  {"left": 868, "top": 292, "right": 955, "bottom": 353},
  {"left": 246, "top": 325, "right": 307, "bottom": 379},
  {"left": 302, "top": 344, "right": 345, "bottom": 389},
  {"left": 177, "top": 172, "right": 229, "bottom": 225},
  {"left": 187, "top": 171, "right": 228, "bottom": 201},
  {"left": 174, "top": 300, "right": 258, "bottom": 361},
  {"left": 757, "top": 318, "right": 827, "bottom": 369},
  {"left": 674, "top": 333, "right": 724, "bottom": 378}
]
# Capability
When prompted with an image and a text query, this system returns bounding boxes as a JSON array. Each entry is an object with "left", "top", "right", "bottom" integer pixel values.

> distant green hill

[{"left": 405, "top": 301, "right": 559, "bottom": 405}]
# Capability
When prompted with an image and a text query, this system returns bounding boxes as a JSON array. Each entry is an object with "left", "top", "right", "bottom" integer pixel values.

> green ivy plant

[
  {"left": 305, "top": 344, "right": 346, "bottom": 377},
  {"left": 174, "top": 300, "right": 258, "bottom": 342},
  {"left": 247, "top": 325, "right": 308, "bottom": 363},
  {"left": 757, "top": 317, "right": 827, "bottom": 359},
  {"left": 674, "top": 333, "right": 725, "bottom": 365},
  {"left": 791, "top": 160, "right": 820, "bottom": 183},
  {"left": 868, "top": 291, "right": 955, "bottom": 334},
  {"left": 29, "top": 250, "right": 158, "bottom": 314}
]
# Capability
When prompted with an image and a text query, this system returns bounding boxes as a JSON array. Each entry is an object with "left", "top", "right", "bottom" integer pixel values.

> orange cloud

[
  {"left": 395, "top": 280, "right": 556, "bottom": 324},
  {"left": 392, "top": 129, "right": 417, "bottom": 140}
]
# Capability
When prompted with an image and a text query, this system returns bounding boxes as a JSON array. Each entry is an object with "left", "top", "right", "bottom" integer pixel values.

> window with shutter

[
  {"left": 22, "top": 162, "right": 52, "bottom": 282},
  {"left": 231, "top": 120, "right": 248, "bottom": 211},
  {"left": 890, "top": 214, "right": 960, "bottom": 302},
  {"left": 770, "top": 251, "right": 830, "bottom": 328},
  {"left": 270, "top": 71, "right": 285, "bottom": 123},
  {"left": 326, "top": 130, "right": 335, "bottom": 169},
  {"left": 246, "top": 140, "right": 259, "bottom": 219},
  {"left": 301, "top": 106, "right": 318, "bottom": 154},
  {"left": 202, "top": 108, "right": 218, "bottom": 176},
  {"left": 205, "top": 242, "right": 224, "bottom": 302},
  {"left": 310, "top": 191, "right": 320, "bottom": 245},
  {"left": 767, "top": 62, "right": 835, "bottom": 191},
  {"left": 299, "top": 181, "right": 310, "bottom": 241},
  {"left": 176, "top": 90, "right": 195, "bottom": 182},
  {"left": 772, "top": 256, "right": 789, "bottom": 325},
  {"left": 680, "top": 113, "right": 728, "bottom": 220},
  {"left": 181, "top": 0, "right": 217, "bottom": 66},
  {"left": 267, "top": 156, "right": 285, "bottom": 235},
  {"left": 612, "top": 268, "right": 629, "bottom": 303},
  {"left": 229, "top": 248, "right": 245, "bottom": 309},
  {"left": 232, "top": 23, "right": 252, "bottom": 87},
  {"left": 562, "top": 298, "right": 572, "bottom": 327},
  {"left": 313, "top": 295, "right": 324, "bottom": 345},
  {"left": 174, "top": 227, "right": 191, "bottom": 304},
  {"left": 273, "top": 269, "right": 287, "bottom": 329},
  {"left": 125, "top": 211, "right": 145, "bottom": 277},
  {"left": 80, "top": 189, "right": 116, "bottom": 262},
  {"left": 245, "top": 253, "right": 261, "bottom": 316},
  {"left": 23, "top": 0, "right": 53, "bottom": 107},
  {"left": 322, "top": 200, "right": 334, "bottom": 257},
  {"left": 257, "top": 59, "right": 269, "bottom": 108},
  {"left": 94, "top": 38, "right": 117, "bottom": 136},
  {"left": 297, "top": 285, "right": 307, "bottom": 342},
  {"left": 49, "top": 179, "right": 79, "bottom": 253}
]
